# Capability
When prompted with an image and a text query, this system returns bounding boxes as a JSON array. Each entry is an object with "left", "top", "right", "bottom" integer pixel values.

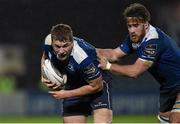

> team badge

[{"left": 67, "top": 63, "right": 75, "bottom": 72}]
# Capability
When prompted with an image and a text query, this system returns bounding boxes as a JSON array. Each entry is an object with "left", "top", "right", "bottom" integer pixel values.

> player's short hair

[
  {"left": 51, "top": 24, "right": 73, "bottom": 42},
  {"left": 123, "top": 3, "right": 151, "bottom": 22}
]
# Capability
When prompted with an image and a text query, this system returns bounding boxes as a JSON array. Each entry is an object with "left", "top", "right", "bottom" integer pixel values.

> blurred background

[{"left": 0, "top": 0, "right": 180, "bottom": 122}]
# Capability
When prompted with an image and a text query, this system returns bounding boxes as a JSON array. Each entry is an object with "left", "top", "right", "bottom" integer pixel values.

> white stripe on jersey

[
  {"left": 139, "top": 58, "right": 152, "bottom": 62},
  {"left": 71, "top": 40, "right": 88, "bottom": 64},
  {"left": 104, "top": 81, "right": 111, "bottom": 109},
  {"left": 44, "top": 34, "right": 52, "bottom": 45}
]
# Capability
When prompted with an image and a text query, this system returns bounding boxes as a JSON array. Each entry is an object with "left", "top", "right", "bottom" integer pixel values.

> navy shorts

[
  {"left": 159, "top": 86, "right": 180, "bottom": 112},
  {"left": 62, "top": 80, "right": 112, "bottom": 116}
]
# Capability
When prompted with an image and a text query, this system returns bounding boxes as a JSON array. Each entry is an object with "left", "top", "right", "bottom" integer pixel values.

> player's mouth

[
  {"left": 57, "top": 54, "right": 67, "bottom": 61},
  {"left": 131, "top": 35, "right": 139, "bottom": 42},
  {"left": 131, "top": 35, "right": 136, "bottom": 39}
]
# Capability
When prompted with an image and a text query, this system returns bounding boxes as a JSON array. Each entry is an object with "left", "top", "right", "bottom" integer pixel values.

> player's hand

[
  {"left": 48, "top": 90, "right": 68, "bottom": 99},
  {"left": 96, "top": 49, "right": 102, "bottom": 61},
  {"left": 41, "top": 75, "right": 51, "bottom": 84},
  {"left": 98, "top": 57, "right": 112, "bottom": 70},
  {"left": 41, "top": 76, "right": 63, "bottom": 90}
]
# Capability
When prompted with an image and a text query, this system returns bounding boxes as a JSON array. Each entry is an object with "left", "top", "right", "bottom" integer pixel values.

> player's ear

[{"left": 144, "top": 21, "right": 149, "bottom": 29}]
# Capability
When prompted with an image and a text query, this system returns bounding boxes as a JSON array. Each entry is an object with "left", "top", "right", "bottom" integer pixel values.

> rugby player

[
  {"left": 97, "top": 3, "right": 180, "bottom": 123},
  {"left": 41, "top": 24, "right": 112, "bottom": 123}
]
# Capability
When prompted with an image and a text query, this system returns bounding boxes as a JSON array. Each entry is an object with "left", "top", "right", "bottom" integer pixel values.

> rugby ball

[{"left": 42, "top": 59, "right": 67, "bottom": 86}]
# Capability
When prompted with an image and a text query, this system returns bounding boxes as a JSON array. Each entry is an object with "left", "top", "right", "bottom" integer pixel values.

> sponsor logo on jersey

[
  {"left": 144, "top": 44, "right": 157, "bottom": 56},
  {"left": 83, "top": 63, "right": 97, "bottom": 75}
]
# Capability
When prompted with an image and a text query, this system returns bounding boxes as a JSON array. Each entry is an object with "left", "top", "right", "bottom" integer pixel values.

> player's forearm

[
  {"left": 65, "top": 83, "right": 103, "bottom": 98},
  {"left": 110, "top": 63, "right": 141, "bottom": 78},
  {"left": 96, "top": 48, "right": 118, "bottom": 62}
]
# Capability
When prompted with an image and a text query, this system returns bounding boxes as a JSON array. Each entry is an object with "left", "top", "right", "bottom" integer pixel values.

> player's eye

[
  {"left": 133, "top": 24, "right": 139, "bottom": 28},
  {"left": 63, "top": 44, "right": 69, "bottom": 48},
  {"left": 127, "top": 24, "right": 132, "bottom": 28},
  {"left": 52, "top": 44, "right": 60, "bottom": 49},
  {"left": 63, "top": 42, "right": 72, "bottom": 48}
]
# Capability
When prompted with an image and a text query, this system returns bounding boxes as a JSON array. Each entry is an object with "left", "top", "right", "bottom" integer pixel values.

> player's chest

[{"left": 63, "top": 61, "right": 80, "bottom": 76}]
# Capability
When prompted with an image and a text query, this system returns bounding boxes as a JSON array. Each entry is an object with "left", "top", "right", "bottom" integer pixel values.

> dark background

[{"left": 0, "top": 0, "right": 179, "bottom": 91}]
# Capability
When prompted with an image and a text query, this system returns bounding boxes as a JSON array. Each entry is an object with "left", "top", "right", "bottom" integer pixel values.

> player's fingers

[
  {"left": 52, "top": 85, "right": 59, "bottom": 90},
  {"left": 46, "top": 83, "right": 53, "bottom": 86},
  {"left": 41, "top": 77, "right": 51, "bottom": 83},
  {"left": 49, "top": 91, "right": 60, "bottom": 99},
  {"left": 97, "top": 56, "right": 101, "bottom": 62},
  {"left": 44, "top": 83, "right": 56, "bottom": 88},
  {"left": 42, "top": 81, "right": 51, "bottom": 85},
  {"left": 101, "top": 58, "right": 107, "bottom": 63},
  {"left": 41, "top": 75, "right": 49, "bottom": 80},
  {"left": 52, "top": 84, "right": 63, "bottom": 90},
  {"left": 48, "top": 91, "right": 55, "bottom": 94},
  {"left": 49, "top": 93, "right": 58, "bottom": 99},
  {"left": 44, "top": 79, "right": 51, "bottom": 82}
]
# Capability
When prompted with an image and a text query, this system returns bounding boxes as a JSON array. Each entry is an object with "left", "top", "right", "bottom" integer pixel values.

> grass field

[{"left": 0, "top": 115, "right": 159, "bottom": 123}]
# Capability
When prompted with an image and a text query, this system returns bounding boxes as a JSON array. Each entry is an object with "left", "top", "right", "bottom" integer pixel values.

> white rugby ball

[{"left": 42, "top": 59, "right": 67, "bottom": 85}]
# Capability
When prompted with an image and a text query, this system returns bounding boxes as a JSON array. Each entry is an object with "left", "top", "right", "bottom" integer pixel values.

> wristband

[{"left": 106, "top": 61, "right": 112, "bottom": 70}]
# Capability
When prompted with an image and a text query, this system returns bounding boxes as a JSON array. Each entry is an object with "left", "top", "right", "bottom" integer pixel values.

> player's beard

[
  {"left": 130, "top": 30, "right": 146, "bottom": 43},
  {"left": 56, "top": 54, "right": 68, "bottom": 61}
]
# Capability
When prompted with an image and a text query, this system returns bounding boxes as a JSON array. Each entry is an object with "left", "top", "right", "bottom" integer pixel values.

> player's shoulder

[
  {"left": 71, "top": 39, "right": 89, "bottom": 64},
  {"left": 71, "top": 37, "right": 96, "bottom": 64},
  {"left": 144, "top": 25, "right": 159, "bottom": 42},
  {"left": 74, "top": 37, "right": 95, "bottom": 49},
  {"left": 140, "top": 26, "right": 163, "bottom": 50},
  {"left": 44, "top": 34, "right": 52, "bottom": 45}
]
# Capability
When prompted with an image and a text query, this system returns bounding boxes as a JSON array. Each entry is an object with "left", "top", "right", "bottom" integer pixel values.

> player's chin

[
  {"left": 130, "top": 36, "right": 139, "bottom": 42},
  {"left": 131, "top": 39, "right": 138, "bottom": 43},
  {"left": 57, "top": 55, "right": 68, "bottom": 61}
]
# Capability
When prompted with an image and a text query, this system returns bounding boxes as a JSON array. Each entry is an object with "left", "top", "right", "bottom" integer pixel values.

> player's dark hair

[
  {"left": 51, "top": 24, "right": 73, "bottom": 42},
  {"left": 123, "top": 3, "right": 151, "bottom": 21}
]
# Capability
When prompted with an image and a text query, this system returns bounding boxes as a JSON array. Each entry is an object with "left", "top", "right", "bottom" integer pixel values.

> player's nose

[
  {"left": 129, "top": 27, "right": 136, "bottom": 33},
  {"left": 58, "top": 48, "right": 65, "bottom": 54}
]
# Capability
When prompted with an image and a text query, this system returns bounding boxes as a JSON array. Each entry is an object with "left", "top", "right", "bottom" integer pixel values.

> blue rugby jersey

[
  {"left": 119, "top": 25, "right": 180, "bottom": 91},
  {"left": 44, "top": 35, "right": 111, "bottom": 90}
]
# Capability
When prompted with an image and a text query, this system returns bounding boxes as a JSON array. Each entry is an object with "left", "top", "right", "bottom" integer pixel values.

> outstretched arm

[
  {"left": 96, "top": 47, "right": 126, "bottom": 62},
  {"left": 99, "top": 58, "right": 153, "bottom": 78}
]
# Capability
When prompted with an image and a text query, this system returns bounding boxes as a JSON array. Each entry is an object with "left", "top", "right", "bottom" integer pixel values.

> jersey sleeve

[
  {"left": 79, "top": 57, "right": 101, "bottom": 81},
  {"left": 118, "top": 36, "right": 132, "bottom": 54}
]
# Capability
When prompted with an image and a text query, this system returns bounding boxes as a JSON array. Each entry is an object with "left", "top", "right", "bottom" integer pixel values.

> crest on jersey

[
  {"left": 83, "top": 63, "right": 97, "bottom": 75},
  {"left": 67, "top": 63, "right": 75, "bottom": 72},
  {"left": 144, "top": 44, "right": 157, "bottom": 56}
]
